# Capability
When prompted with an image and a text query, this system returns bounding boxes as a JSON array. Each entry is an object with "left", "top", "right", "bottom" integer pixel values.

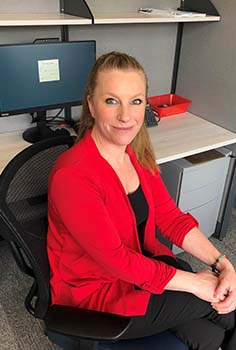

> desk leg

[{"left": 214, "top": 154, "right": 236, "bottom": 239}]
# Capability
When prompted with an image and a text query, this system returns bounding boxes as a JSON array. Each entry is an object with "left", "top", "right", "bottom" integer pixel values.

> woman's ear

[{"left": 87, "top": 95, "right": 95, "bottom": 119}]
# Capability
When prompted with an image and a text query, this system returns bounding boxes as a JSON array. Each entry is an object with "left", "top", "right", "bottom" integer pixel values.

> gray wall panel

[
  {"left": 0, "top": 26, "right": 60, "bottom": 44},
  {"left": 176, "top": 0, "right": 236, "bottom": 133},
  {"left": 68, "top": 23, "right": 176, "bottom": 96},
  {"left": 0, "top": 0, "right": 59, "bottom": 12}
]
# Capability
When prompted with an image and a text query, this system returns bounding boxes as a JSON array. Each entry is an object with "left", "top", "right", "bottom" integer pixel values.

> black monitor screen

[{"left": 0, "top": 40, "right": 96, "bottom": 116}]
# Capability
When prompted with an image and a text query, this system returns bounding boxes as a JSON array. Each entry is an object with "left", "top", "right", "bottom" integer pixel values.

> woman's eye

[
  {"left": 132, "top": 99, "right": 142, "bottom": 105},
  {"left": 105, "top": 98, "right": 117, "bottom": 105}
]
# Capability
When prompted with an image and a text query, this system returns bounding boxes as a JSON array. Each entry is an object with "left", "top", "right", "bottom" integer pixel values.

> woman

[{"left": 47, "top": 51, "right": 236, "bottom": 349}]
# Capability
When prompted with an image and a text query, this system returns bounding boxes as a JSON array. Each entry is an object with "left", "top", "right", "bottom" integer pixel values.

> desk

[
  {"left": 1, "top": 112, "right": 236, "bottom": 174},
  {"left": 149, "top": 112, "right": 236, "bottom": 164}
]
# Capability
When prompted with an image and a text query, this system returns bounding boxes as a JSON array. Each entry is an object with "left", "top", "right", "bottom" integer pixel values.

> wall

[
  {"left": 0, "top": 0, "right": 59, "bottom": 12},
  {"left": 0, "top": 0, "right": 179, "bottom": 133},
  {"left": 176, "top": 0, "right": 236, "bottom": 133}
]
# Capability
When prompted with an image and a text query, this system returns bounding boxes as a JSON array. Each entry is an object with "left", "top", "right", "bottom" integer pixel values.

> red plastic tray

[{"left": 148, "top": 94, "right": 192, "bottom": 117}]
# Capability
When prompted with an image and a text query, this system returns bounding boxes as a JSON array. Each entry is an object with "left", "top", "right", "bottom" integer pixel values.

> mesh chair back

[{"left": 0, "top": 135, "right": 75, "bottom": 318}]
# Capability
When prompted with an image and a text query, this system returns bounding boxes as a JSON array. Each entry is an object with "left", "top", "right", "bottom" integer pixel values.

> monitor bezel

[{"left": 0, "top": 40, "right": 96, "bottom": 117}]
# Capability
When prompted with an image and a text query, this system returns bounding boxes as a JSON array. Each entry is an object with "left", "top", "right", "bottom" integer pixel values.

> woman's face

[{"left": 88, "top": 68, "right": 146, "bottom": 149}]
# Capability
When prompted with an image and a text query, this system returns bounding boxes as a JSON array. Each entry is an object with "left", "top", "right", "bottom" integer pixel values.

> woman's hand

[
  {"left": 180, "top": 227, "right": 236, "bottom": 312},
  {"left": 192, "top": 270, "right": 221, "bottom": 303},
  {"left": 166, "top": 268, "right": 221, "bottom": 303},
  {"left": 211, "top": 290, "right": 236, "bottom": 314},
  {"left": 211, "top": 259, "right": 236, "bottom": 314}
]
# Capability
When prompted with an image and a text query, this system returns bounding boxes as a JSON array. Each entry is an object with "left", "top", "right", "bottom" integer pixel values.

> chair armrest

[{"left": 44, "top": 304, "right": 132, "bottom": 341}]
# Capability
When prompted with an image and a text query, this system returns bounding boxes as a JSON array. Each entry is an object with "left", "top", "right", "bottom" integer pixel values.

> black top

[{"left": 128, "top": 184, "right": 149, "bottom": 250}]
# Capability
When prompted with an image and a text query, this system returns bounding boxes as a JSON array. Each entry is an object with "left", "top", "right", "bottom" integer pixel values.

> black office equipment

[
  {"left": 214, "top": 144, "right": 236, "bottom": 240},
  {"left": 145, "top": 104, "right": 159, "bottom": 127},
  {"left": 178, "top": 0, "right": 220, "bottom": 16},
  {"left": 0, "top": 137, "right": 189, "bottom": 350},
  {"left": 0, "top": 41, "right": 96, "bottom": 143}
]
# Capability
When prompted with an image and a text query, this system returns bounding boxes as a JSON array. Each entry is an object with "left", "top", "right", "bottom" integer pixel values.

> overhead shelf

[
  {"left": 0, "top": 11, "right": 220, "bottom": 27},
  {"left": 59, "top": 0, "right": 220, "bottom": 24},
  {"left": 92, "top": 11, "right": 220, "bottom": 24},
  {"left": 0, "top": 13, "right": 92, "bottom": 26},
  {"left": 0, "top": 0, "right": 221, "bottom": 27}
]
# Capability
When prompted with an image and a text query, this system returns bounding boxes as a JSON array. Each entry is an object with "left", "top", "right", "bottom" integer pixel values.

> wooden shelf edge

[
  {"left": 0, "top": 11, "right": 220, "bottom": 26},
  {"left": 0, "top": 13, "right": 92, "bottom": 26},
  {"left": 92, "top": 12, "right": 220, "bottom": 25}
]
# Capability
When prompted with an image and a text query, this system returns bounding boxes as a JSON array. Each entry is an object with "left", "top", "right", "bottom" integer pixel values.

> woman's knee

[
  {"left": 172, "top": 318, "right": 225, "bottom": 350},
  {"left": 215, "top": 311, "right": 236, "bottom": 332}
]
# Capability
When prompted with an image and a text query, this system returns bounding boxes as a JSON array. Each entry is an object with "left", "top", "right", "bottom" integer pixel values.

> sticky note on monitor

[{"left": 38, "top": 59, "right": 60, "bottom": 83}]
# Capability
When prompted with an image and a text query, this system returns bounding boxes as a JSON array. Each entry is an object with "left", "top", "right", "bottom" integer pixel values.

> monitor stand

[{"left": 22, "top": 111, "right": 70, "bottom": 144}]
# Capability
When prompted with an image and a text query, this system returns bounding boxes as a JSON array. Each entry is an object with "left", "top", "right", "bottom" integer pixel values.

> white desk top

[
  {"left": 149, "top": 112, "right": 236, "bottom": 164},
  {"left": 0, "top": 112, "right": 236, "bottom": 174}
]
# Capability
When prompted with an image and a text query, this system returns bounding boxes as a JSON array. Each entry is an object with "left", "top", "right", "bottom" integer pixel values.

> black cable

[{"left": 46, "top": 108, "right": 64, "bottom": 123}]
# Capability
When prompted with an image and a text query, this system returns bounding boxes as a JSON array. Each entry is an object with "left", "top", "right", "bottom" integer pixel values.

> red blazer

[{"left": 47, "top": 131, "right": 198, "bottom": 316}]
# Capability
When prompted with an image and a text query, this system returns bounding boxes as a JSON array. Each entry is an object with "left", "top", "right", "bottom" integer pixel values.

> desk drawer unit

[{"left": 160, "top": 148, "right": 231, "bottom": 253}]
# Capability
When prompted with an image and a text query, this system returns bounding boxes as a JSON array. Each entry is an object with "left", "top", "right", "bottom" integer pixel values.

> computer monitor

[{"left": 0, "top": 40, "right": 96, "bottom": 143}]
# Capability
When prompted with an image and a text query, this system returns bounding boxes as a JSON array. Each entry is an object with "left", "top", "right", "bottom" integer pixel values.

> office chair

[{"left": 0, "top": 135, "right": 189, "bottom": 350}]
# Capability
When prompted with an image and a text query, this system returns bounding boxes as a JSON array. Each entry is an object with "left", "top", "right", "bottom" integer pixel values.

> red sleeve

[
  {"left": 151, "top": 172, "right": 198, "bottom": 247},
  {"left": 49, "top": 167, "right": 176, "bottom": 294}
]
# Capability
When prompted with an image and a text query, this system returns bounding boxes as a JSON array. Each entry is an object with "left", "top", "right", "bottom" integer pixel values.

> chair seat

[{"left": 99, "top": 331, "right": 189, "bottom": 350}]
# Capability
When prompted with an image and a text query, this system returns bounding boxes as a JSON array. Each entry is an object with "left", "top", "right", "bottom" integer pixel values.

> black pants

[{"left": 121, "top": 256, "right": 236, "bottom": 350}]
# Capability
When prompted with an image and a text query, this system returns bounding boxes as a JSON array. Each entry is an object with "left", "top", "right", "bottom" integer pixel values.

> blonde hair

[{"left": 76, "top": 51, "right": 158, "bottom": 173}]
